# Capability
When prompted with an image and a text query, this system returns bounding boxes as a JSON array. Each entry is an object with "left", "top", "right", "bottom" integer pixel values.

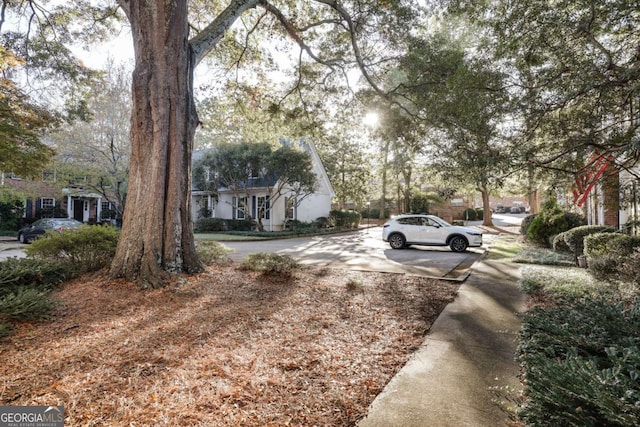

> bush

[
  {"left": 0, "top": 286, "right": 55, "bottom": 321},
  {"left": 518, "top": 297, "right": 640, "bottom": 426},
  {"left": 195, "top": 241, "right": 234, "bottom": 266},
  {"left": 25, "top": 224, "right": 119, "bottom": 274},
  {"left": 0, "top": 258, "right": 69, "bottom": 331},
  {"left": 606, "top": 235, "right": 640, "bottom": 257},
  {"left": 194, "top": 217, "right": 224, "bottom": 232},
  {"left": 552, "top": 232, "right": 571, "bottom": 253},
  {"left": 588, "top": 255, "right": 623, "bottom": 282},
  {"left": 618, "top": 250, "right": 640, "bottom": 286},
  {"left": 239, "top": 253, "right": 299, "bottom": 277},
  {"left": 194, "top": 218, "right": 253, "bottom": 232},
  {"left": 329, "top": 210, "right": 361, "bottom": 228},
  {"left": 475, "top": 208, "right": 484, "bottom": 221},
  {"left": 562, "top": 225, "right": 614, "bottom": 259},
  {"left": 314, "top": 216, "right": 334, "bottom": 228},
  {"left": 0, "top": 258, "right": 70, "bottom": 295},
  {"left": 584, "top": 232, "right": 621, "bottom": 258},
  {"left": 526, "top": 201, "right": 586, "bottom": 246},
  {"left": 520, "top": 214, "right": 537, "bottom": 236},
  {"left": 462, "top": 208, "right": 477, "bottom": 221}
]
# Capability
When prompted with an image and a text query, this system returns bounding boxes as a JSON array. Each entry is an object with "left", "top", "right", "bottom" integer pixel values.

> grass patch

[
  {"left": 513, "top": 246, "right": 575, "bottom": 266},
  {"left": 519, "top": 266, "right": 610, "bottom": 299},
  {"left": 485, "top": 235, "right": 522, "bottom": 261}
]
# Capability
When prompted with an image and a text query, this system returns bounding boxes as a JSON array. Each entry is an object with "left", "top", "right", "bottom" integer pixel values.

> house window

[
  {"left": 39, "top": 198, "right": 56, "bottom": 218},
  {"left": 101, "top": 201, "right": 116, "bottom": 219},
  {"left": 257, "top": 196, "right": 270, "bottom": 220},
  {"left": 285, "top": 197, "right": 296, "bottom": 220},
  {"left": 233, "top": 196, "right": 247, "bottom": 220},
  {"left": 40, "top": 198, "right": 55, "bottom": 209},
  {"left": 451, "top": 198, "right": 464, "bottom": 207}
]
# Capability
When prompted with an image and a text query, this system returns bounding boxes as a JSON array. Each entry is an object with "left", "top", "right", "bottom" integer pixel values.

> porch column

[
  {"left": 67, "top": 195, "right": 73, "bottom": 219},
  {"left": 96, "top": 197, "right": 102, "bottom": 222}
]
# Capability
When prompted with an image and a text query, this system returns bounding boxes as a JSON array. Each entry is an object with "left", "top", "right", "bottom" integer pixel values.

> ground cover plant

[
  {"left": 516, "top": 264, "right": 640, "bottom": 426},
  {"left": 0, "top": 263, "right": 459, "bottom": 426}
]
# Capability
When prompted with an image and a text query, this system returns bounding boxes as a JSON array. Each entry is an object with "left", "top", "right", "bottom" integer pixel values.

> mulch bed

[{"left": 1, "top": 265, "right": 459, "bottom": 426}]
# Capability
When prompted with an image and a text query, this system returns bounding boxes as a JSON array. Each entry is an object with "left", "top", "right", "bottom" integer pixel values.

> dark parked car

[{"left": 17, "top": 218, "right": 83, "bottom": 244}]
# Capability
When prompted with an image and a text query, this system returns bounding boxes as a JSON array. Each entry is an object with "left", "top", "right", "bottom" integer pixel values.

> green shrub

[
  {"left": 518, "top": 297, "right": 640, "bottom": 426},
  {"left": 552, "top": 232, "right": 571, "bottom": 253},
  {"left": 462, "top": 208, "right": 477, "bottom": 221},
  {"left": 194, "top": 218, "right": 253, "bottom": 232},
  {"left": 0, "top": 258, "right": 70, "bottom": 295},
  {"left": 606, "top": 235, "right": 640, "bottom": 257},
  {"left": 562, "top": 225, "right": 614, "bottom": 259},
  {"left": 239, "top": 253, "right": 299, "bottom": 276},
  {"left": 194, "top": 217, "right": 224, "bottom": 232},
  {"left": 314, "top": 216, "right": 334, "bottom": 228},
  {"left": 329, "top": 210, "right": 361, "bottom": 228},
  {"left": 0, "top": 286, "right": 55, "bottom": 321},
  {"left": 475, "top": 208, "right": 484, "bottom": 221},
  {"left": 526, "top": 201, "right": 586, "bottom": 246},
  {"left": 520, "top": 214, "right": 537, "bottom": 236},
  {"left": 25, "top": 224, "right": 119, "bottom": 274},
  {"left": 584, "top": 232, "right": 621, "bottom": 258},
  {"left": 618, "top": 250, "right": 640, "bottom": 287},
  {"left": 0, "top": 321, "right": 11, "bottom": 339},
  {"left": 588, "top": 255, "right": 623, "bottom": 282},
  {"left": 195, "top": 241, "right": 234, "bottom": 266}
]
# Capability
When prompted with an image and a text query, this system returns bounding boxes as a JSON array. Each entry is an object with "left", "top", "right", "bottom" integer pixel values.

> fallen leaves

[{"left": 0, "top": 265, "right": 459, "bottom": 426}]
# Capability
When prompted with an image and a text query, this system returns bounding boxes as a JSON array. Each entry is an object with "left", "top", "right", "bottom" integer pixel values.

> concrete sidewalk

[{"left": 358, "top": 253, "right": 525, "bottom": 426}]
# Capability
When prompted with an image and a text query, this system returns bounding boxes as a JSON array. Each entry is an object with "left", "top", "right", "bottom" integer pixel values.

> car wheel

[
  {"left": 18, "top": 233, "right": 28, "bottom": 244},
  {"left": 388, "top": 233, "right": 406, "bottom": 249},
  {"left": 449, "top": 236, "right": 468, "bottom": 252}
]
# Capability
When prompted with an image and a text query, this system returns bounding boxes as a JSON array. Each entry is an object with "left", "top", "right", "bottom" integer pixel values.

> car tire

[
  {"left": 18, "top": 233, "right": 28, "bottom": 244},
  {"left": 388, "top": 233, "right": 406, "bottom": 249},
  {"left": 449, "top": 236, "right": 468, "bottom": 252}
]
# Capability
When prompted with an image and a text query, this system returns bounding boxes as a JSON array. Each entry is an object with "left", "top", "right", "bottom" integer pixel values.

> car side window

[
  {"left": 424, "top": 218, "right": 437, "bottom": 227},
  {"left": 397, "top": 217, "right": 420, "bottom": 226}
]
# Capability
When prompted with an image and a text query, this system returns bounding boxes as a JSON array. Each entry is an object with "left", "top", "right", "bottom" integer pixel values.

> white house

[{"left": 191, "top": 140, "right": 335, "bottom": 231}]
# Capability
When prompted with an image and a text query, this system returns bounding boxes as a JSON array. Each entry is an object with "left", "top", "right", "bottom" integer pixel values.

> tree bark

[
  {"left": 479, "top": 185, "right": 493, "bottom": 227},
  {"left": 109, "top": 0, "right": 203, "bottom": 287}
]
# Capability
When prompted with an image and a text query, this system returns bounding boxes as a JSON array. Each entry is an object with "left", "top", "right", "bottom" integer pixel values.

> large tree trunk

[{"left": 110, "top": 0, "right": 203, "bottom": 287}]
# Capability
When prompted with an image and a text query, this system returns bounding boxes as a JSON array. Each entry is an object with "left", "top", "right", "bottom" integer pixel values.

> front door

[{"left": 73, "top": 199, "right": 84, "bottom": 222}]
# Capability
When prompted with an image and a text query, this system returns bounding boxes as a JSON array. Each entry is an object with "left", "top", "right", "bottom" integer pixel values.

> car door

[{"left": 420, "top": 217, "right": 448, "bottom": 245}]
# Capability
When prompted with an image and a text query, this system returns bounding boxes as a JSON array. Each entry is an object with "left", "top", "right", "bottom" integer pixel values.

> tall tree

[
  {"left": 49, "top": 61, "right": 131, "bottom": 219},
  {"left": 0, "top": 47, "right": 56, "bottom": 176},
  {"left": 5, "top": 0, "right": 420, "bottom": 286},
  {"left": 450, "top": 0, "right": 640, "bottom": 176}
]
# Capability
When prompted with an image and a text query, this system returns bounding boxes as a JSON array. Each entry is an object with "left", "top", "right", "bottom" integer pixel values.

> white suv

[{"left": 382, "top": 214, "right": 483, "bottom": 252}]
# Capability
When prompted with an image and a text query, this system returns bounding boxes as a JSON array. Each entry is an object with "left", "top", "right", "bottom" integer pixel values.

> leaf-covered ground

[{"left": 1, "top": 265, "right": 459, "bottom": 426}]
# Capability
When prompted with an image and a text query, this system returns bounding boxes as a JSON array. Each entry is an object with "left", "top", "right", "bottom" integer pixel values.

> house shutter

[{"left": 252, "top": 195, "right": 256, "bottom": 219}]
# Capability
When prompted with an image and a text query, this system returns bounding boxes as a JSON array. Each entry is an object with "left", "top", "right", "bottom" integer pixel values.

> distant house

[
  {"left": 0, "top": 171, "right": 120, "bottom": 224},
  {"left": 191, "top": 140, "right": 335, "bottom": 231}
]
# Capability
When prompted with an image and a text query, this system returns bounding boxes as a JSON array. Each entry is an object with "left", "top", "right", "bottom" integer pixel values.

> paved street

[
  {"left": 224, "top": 227, "right": 497, "bottom": 279},
  {"left": 0, "top": 213, "right": 522, "bottom": 278}
]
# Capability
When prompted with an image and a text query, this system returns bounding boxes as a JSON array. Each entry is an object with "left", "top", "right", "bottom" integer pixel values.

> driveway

[{"left": 224, "top": 227, "right": 498, "bottom": 279}]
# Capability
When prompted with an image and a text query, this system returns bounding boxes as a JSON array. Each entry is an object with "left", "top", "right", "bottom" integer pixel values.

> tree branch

[{"left": 189, "top": 0, "right": 264, "bottom": 67}]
